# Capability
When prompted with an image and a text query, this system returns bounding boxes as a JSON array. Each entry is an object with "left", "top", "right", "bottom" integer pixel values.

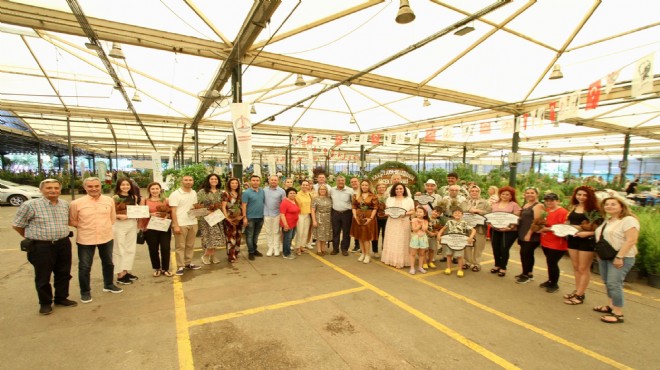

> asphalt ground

[{"left": 1, "top": 197, "right": 659, "bottom": 370}]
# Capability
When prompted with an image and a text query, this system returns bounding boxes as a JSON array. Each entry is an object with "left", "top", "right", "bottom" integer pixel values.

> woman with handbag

[
  {"left": 592, "top": 197, "right": 640, "bottom": 324},
  {"left": 489, "top": 186, "right": 521, "bottom": 277},
  {"left": 140, "top": 182, "right": 172, "bottom": 277}
]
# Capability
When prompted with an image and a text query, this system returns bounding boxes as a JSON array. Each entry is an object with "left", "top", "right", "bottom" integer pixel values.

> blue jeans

[
  {"left": 245, "top": 218, "right": 264, "bottom": 254},
  {"left": 599, "top": 257, "right": 635, "bottom": 307},
  {"left": 282, "top": 227, "right": 297, "bottom": 257},
  {"left": 78, "top": 241, "right": 115, "bottom": 294}
]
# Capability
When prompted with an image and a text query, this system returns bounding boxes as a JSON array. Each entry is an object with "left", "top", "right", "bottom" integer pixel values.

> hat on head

[
  {"left": 425, "top": 179, "right": 436, "bottom": 185},
  {"left": 543, "top": 192, "right": 559, "bottom": 201}
]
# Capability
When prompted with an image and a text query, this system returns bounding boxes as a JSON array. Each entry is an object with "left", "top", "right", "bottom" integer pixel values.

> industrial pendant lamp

[
  {"left": 395, "top": 0, "right": 415, "bottom": 24},
  {"left": 131, "top": 91, "right": 142, "bottom": 102},
  {"left": 349, "top": 115, "right": 357, "bottom": 124},
  {"left": 109, "top": 42, "right": 125, "bottom": 59},
  {"left": 295, "top": 74, "right": 306, "bottom": 86},
  {"left": 423, "top": 98, "right": 431, "bottom": 107},
  {"left": 549, "top": 64, "right": 563, "bottom": 80},
  {"left": 250, "top": 105, "right": 257, "bottom": 114}
]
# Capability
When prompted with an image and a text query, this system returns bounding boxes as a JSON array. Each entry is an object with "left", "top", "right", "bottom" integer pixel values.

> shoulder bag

[{"left": 594, "top": 222, "right": 617, "bottom": 260}]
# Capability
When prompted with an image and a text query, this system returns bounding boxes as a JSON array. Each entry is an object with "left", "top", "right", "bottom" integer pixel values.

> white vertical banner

[
  {"left": 632, "top": 53, "right": 654, "bottom": 97},
  {"left": 307, "top": 150, "right": 314, "bottom": 178},
  {"left": 267, "top": 155, "right": 276, "bottom": 176},
  {"left": 151, "top": 152, "right": 163, "bottom": 184},
  {"left": 96, "top": 161, "right": 107, "bottom": 179},
  {"left": 359, "top": 134, "right": 368, "bottom": 144},
  {"left": 253, "top": 162, "right": 262, "bottom": 177},
  {"left": 167, "top": 146, "right": 174, "bottom": 170},
  {"left": 409, "top": 132, "right": 420, "bottom": 144},
  {"left": 230, "top": 103, "right": 253, "bottom": 168}
]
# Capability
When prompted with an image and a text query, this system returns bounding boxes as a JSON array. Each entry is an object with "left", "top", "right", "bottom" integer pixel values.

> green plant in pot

[{"left": 637, "top": 207, "right": 660, "bottom": 288}]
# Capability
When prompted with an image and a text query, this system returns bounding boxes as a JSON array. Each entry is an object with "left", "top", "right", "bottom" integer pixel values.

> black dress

[{"left": 567, "top": 211, "right": 595, "bottom": 251}]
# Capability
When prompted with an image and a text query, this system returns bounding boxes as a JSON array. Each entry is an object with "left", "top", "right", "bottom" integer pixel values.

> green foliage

[
  {"left": 162, "top": 164, "right": 210, "bottom": 196},
  {"left": 636, "top": 207, "right": 660, "bottom": 274}
]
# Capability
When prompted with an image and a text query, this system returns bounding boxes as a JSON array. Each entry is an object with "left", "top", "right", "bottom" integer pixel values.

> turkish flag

[
  {"left": 425, "top": 128, "right": 436, "bottom": 142},
  {"left": 522, "top": 113, "right": 529, "bottom": 131},
  {"left": 335, "top": 136, "right": 343, "bottom": 145},
  {"left": 549, "top": 102, "right": 557, "bottom": 121},
  {"left": 586, "top": 80, "right": 601, "bottom": 110},
  {"left": 370, "top": 133, "right": 380, "bottom": 144},
  {"left": 306, "top": 135, "right": 314, "bottom": 145}
]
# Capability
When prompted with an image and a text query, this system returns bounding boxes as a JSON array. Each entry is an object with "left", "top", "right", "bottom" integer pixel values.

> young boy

[
  {"left": 439, "top": 208, "right": 475, "bottom": 277},
  {"left": 424, "top": 206, "right": 445, "bottom": 269}
]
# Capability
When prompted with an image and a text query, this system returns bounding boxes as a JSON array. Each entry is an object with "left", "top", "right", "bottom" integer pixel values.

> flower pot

[
  {"left": 624, "top": 268, "right": 641, "bottom": 283},
  {"left": 648, "top": 273, "right": 660, "bottom": 289}
]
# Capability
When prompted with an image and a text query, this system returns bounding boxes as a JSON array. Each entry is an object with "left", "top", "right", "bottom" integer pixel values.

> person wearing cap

[
  {"left": 537, "top": 193, "right": 569, "bottom": 293},
  {"left": 12, "top": 179, "right": 77, "bottom": 315}
]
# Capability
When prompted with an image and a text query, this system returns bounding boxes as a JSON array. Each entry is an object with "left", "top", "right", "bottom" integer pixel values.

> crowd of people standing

[{"left": 12, "top": 171, "right": 641, "bottom": 325}]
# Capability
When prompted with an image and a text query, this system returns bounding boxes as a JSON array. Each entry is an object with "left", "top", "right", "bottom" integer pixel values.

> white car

[{"left": 0, "top": 180, "right": 42, "bottom": 206}]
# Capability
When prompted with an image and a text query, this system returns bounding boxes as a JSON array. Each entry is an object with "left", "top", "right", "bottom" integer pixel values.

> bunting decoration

[
  {"left": 370, "top": 133, "right": 381, "bottom": 144},
  {"left": 586, "top": 80, "right": 601, "bottom": 110},
  {"left": 549, "top": 101, "right": 557, "bottom": 122},
  {"left": 480, "top": 121, "right": 491, "bottom": 135},
  {"left": 425, "top": 128, "right": 436, "bottom": 142},
  {"left": 335, "top": 135, "right": 343, "bottom": 146},
  {"left": 604, "top": 69, "right": 620, "bottom": 95},
  {"left": 632, "top": 53, "right": 654, "bottom": 97}
]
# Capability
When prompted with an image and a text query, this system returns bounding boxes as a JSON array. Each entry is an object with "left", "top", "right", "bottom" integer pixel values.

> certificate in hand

[
  {"left": 147, "top": 217, "right": 172, "bottom": 231},
  {"left": 204, "top": 210, "right": 226, "bottom": 227},
  {"left": 126, "top": 205, "right": 150, "bottom": 218},
  {"left": 188, "top": 208, "right": 210, "bottom": 218}
]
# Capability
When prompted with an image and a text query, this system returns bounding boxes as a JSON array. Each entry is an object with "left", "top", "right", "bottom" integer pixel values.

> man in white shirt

[
  {"left": 312, "top": 173, "right": 327, "bottom": 193},
  {"left": 169, "top": 176, "right": 201, "bottom": 276},
  {"left": 263, "top": 175, "right": 286, "bottom": 256}
]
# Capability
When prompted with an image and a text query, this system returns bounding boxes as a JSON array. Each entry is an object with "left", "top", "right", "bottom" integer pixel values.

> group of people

[{"left": 13, "top": 172, "right": 640, "bottom": 325}]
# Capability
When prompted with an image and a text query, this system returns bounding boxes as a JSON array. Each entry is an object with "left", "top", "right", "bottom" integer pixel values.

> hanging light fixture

[
  {"left": 131, "top": 91, "right": 142, "bottom": 102},
  {"left": 395, "top": 0, "right": 415, "bottom": 24},
  {"left": 250, "top": 105, "right": 257, "bottom": 114},
  {"left": 423, "top": 98, "right": 431, "bottom": 107},
  {"left": 349, "top": 115, "right": 357, "bottom": 124},
  {"left": 549, "top": 64, "right": 563, "bottom": 80},
  {"left": 454, "top": 22, "right": 475, "bottom": 36},
  {"left": 109, "top": 42, "right": 125, "bottom": 59},
  {"left": 294, "top": 74, "right": 306, "bottom": 86}
]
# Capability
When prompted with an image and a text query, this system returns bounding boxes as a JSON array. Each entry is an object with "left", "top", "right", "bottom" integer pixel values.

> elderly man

[
  {"left": 330, "top": 175, "right": 354, "bottom": 256},
  {"left": 242, "top": 175, "right": 266, "bottom": 260},
  {"left": 13, "top": 179, "right": 77, "bottom": 315},
  {"left": 169, "top": 175, "right": 201, "bottom": 275},
  {"left": 263, "top": 175, "right": 286, "bottom": 257},
  {"left": 69, "top": 177, "right": 122, "bottom": 303}
]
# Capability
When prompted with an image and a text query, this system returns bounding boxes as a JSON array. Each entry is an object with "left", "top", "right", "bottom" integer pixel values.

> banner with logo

[
  {"left": 230, "top": 103, "right": 252, "bottom": 168},
  {"left": 151, "top": 151, "right": 163, "bottom": 184}
]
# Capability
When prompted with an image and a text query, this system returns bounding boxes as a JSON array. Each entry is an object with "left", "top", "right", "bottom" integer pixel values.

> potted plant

[{"left": 639, "top": 208, "right": 660, "bottom": 288}]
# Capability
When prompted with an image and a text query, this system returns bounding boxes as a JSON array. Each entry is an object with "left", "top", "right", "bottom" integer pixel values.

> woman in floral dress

[
  {"left": 197, "top": 174, "right": 226, "bottom": 265},
  {"left": 221, "top": 178, "right": 243, "bottom": 263},
  {"left": 311, "top": 184, "right": 332, "bottom": 255}
]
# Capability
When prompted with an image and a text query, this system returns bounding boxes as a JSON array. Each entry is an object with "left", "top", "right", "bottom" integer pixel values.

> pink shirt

[
  {"left": 69, "top": 194, "right": 116, "bottom": 245},
  {"left": 492, "top": 201, "right": 521, "bottom": 214}
]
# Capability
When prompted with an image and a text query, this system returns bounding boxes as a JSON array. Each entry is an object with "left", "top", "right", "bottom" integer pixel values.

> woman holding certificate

[
  {"left": 197, "top": 174, "right": 226, "bottom": 265},
  {"left": 113, "top": 178, "right": 140, "bottom": 285},
  {"left": 140, "top": 182, "right": 172, "bottom": 277},
  {"left": 489, "top": 186, "right": 521, "bottom": 278},
  {"left": 381, "top": 183, "right": 415, "bottom": 269},
  {"left": 221, "top": 178, "right": 243, "bottom": 263}
]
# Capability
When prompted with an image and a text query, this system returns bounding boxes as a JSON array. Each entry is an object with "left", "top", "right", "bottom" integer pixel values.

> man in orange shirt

[{"left": 69, "top": 177, "right": 122, "bottom": 303}]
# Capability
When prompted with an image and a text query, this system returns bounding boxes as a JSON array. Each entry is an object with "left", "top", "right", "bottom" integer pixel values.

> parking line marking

[
  {"left": 382, "top": 262, "right": 633, "bottom": 370},
  {"left": 311, "top": 254, "right": 520, "bottom": 369},
  {"left": 188, "top": 286, "right": 367, "bottom": 327},
  {"left": 172, "top": 252, "right": 194, "bottom": 370}
]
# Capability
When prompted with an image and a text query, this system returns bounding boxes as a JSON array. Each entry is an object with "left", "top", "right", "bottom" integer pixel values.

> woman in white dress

[{"left": 381, "top": 183, "right": 415, "bottom": 268}]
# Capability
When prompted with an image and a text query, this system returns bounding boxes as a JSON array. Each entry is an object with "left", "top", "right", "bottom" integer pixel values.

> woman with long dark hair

[
  {"left": 515, "top": 187, "right": 545, "bottom": 284},
  {"left": 197, "top": 174, "right": 226, "bottom": 264},
  {"left": 139, "top": 182, "right": 172, "bottom": 277},
  {"left": 221, "top": 178, "right": 243, "bottom": 263},
  {"left": 564, "top": 186, "right": 603, "bottom": 305},
  {"left": 489, "top": 186, "right": 521, "bottom": 277},
  {"left": 112, "top": 178, "right": 140, "bottom": 285}
]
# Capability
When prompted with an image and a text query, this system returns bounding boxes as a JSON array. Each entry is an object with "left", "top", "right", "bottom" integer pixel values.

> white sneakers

[
  {"left": 201, "top": 255, "right": 211, "bottom": 265},
  {"left": 363, "top": 255, "right": 370, "bottom": 264},
  {"left": 358, "top": 253, "right": 365, "bottom": 262}
]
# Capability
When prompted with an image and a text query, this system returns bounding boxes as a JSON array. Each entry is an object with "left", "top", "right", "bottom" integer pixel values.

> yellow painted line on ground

[
  {"left": 310, "top": 254, "right": 520, "bottom": 370},
  {"left": 188, "top": 286, "right": 367, "bottom": 327},
  {"left": 382, "top": 263, "right": 633, "bottom": 370},
  {"left": 171, "top": 252, "right": 194, "bottom": 370},
  {"left": 482, "top": 253, "right": 645, "bottom": 298}
]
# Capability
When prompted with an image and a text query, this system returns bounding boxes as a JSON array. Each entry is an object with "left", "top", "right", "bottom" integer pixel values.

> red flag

[
  {"left": 425, "top": 128, "right": 436, "bottom": 142},
  {"left": 335, "top": 136, "right": 343, "bottom": 146},
  {"left": 479, "top": 122, "right": 491, "bottom": 135},
  {"left": 522, "top": 113, "right": 529, "bottom": 131},
  {"left": 586, "top": 80, "right": 601, "bottom": 110},
  {"left": 306, "top": 135, "right": 314, "bottom": 145},
  {"left": 370, "top": 133, "right": 381, "bottom": 144},
  {"left": 549, "top": 102, "right": 557, "bottom": 121}
]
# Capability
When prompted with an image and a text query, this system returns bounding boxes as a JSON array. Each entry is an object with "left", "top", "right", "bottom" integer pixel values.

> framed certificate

[
  {"left": 414, "top": 194, "right": 435, "bottom": 205},
  {"left": 204, "top": 210, "right": 226, "bottom": 227},
  {"left": 384, "top": 207, "right": 408, "bottom": 219},
  {"left": 485, "top": 212, "right": 519, "bottom": 229},
  {"left": 440, "top": 233, "right": 471, "bottom": 251},
  {"left": 147, "top": 217, "right": 172, "bottom": 231},
  {"left": 550, "top": 224, "right": 579, "bottom": 237},
  {"left": 463, "top": 212, "right": 486, "bottom": 227},
  {"left": 126, "top": 205, "right": 150, "bottom": 218}
]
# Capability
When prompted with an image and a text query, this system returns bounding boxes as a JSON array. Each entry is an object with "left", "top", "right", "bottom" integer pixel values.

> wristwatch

[{"left": 615, "top": 256, "right": 623, "bottom": 260}]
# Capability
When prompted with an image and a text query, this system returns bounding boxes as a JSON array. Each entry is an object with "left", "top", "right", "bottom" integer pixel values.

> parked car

[{"left": 0, "top": 180, "right": 42, "bottom": 206}]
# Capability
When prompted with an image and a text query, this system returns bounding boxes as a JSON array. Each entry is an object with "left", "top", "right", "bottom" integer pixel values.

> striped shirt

[{"left": 13, "top": 197, "right": 70, "bottom": 241}]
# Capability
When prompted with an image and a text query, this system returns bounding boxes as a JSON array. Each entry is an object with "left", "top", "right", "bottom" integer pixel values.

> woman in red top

[
  {"left": 280, "top": 187, "right": 300, "bottom": 260},
  {"left": 139, "top": 182, "right": 172, "bottom": 277},
  {"left": 538, "top": 193, "right": 569, "bottom": 293}
]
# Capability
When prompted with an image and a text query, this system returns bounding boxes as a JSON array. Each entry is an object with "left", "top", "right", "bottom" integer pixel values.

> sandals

[
  {"left": 153, "top": 270, "right": 161, "bottom": 277},
  {"left": 462, "top": 264, "right": 470, "bottom": 270},
  {"left": 564, "top": 294, "right": 585, "bottom": 305},
  {"left": 490, "top": 267, "right": 501, "bottom": 274},
  {"left": 563, "top": 290, "right": 577, "bottom": 299},
  {"left": 593, "top": 305, "right": 613, "bottom": 314},
  {"left": 600, "top": 313, "right": 624, "bottom": 324},
  {"left": 316, "top": 251, "right": 326, "bottom": 256},
  {"left": 498, "top": 270, "right": 506, "bottom": 277},
  {"left": 162, "top": 270, "right": 173, "bottom": 277},
  {"left": 471, "top": 265, "right": 481, "bottom": 272}
]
